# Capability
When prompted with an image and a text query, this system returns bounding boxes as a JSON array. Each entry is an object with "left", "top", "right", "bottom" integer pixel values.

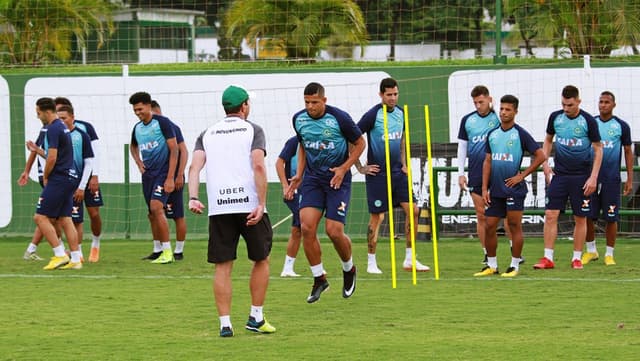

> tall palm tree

[
  {"left": 224, "top": 0, "right": 368, "bottom": 60},
  {"left": 0, "top": 0, "right": 115, "bottom": 65}
]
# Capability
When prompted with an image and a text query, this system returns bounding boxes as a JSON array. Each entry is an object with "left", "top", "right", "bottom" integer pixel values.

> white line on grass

[{"left": 1, "top": 273, "right": 640, "bottom": 283}]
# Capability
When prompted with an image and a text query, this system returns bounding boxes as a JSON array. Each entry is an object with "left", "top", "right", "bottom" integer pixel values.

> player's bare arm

[
  {"left": 481, "top": 153, "right": 491, "bottom": 206},
  {"left": 542, "top": 133, "right": 555, "bottom": 184},
  {"left": 187, "top": 149, "right": 206, "bottom": 214},
  {"left": 286, "top": 144, "right": 306, "bottom": 198},
  {"left": 330, "top": 135, "right": 365, "bottom": 189},
  {"left": 247, "top": 148, "right": 267, "bottom": 226},
  {"left": 583, "top": 141, "right": 603, "bottom": 196},
  {"left": 623, "top": 144, "right": 634, "bottom": 195},
  {"left": 164, "top": 137, "right": 178, "bottom": 193}
]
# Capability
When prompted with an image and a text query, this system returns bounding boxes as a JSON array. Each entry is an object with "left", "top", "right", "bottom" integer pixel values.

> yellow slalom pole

[
  {"left": 403, "top": 105, "right": 418, "bottom": 285},
  {"left": 383, "top": 104, "right": 397, "bottom": 289},
  {"left": 424, "top": 105, "right": 440, "bottom": 280}
]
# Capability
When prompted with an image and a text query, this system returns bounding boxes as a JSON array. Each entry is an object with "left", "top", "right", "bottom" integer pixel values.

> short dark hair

[
  {"left": 129, "top": 91, "right": 152, "bottom": 105},
  {"left": 562, "top": 85, "right": 580, "bottom": 99},
  {"left": 54, "top": 97, "right": 72, "bottom": 106},
  {"left": 471, "top": 85, "right": 490, "bottom": 98},
  {"left": 500, "top": 94, "right": 519, "bottom": 110},
  {"left": 151, "top": 100, "right": 161, "bottom": 109},
  {"left": 600, "top": 90, "right": 615, "bottom": 102},
  {"left": 36, "top": 97, "right": 56, "bottom": 112},
  {"left": 379, "top": 77, "right": 398, "bottom": 93},
  {"left": 304, "top": 82, "right": 325, "bottom": 97},
  {"left": 56, "top": 104, "right": 74, "bottom": 115}
]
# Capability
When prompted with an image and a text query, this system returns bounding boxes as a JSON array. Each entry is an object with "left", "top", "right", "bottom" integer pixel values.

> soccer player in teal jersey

[
  {"left": 129, "top": 91, "right": 178, "bottom": 264},
  {"left": 287, "top": 82, "right": 365, "bottom": 304},
  {"left": 474, "top": 95, "right": 545, "bottom": 278},
  {"left": 582, "top": 91, "right": 633, "bottom": 266},
  {"left": 58, "top": 105, "right": 95, "bottom": 264},
  {"left": 356, "top": 77, "right": 430, "bottom": 274},
  {"left": 54, "top": 97, "right": 104, "bottom": 263},
  {"left": 535, "top": 85, "right": 603, "bottom": 270},
  {"left": 457, "top": 85, "right": 501, "bottom": 263}
]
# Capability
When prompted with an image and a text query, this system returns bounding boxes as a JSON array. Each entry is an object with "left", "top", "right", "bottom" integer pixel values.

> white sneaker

[
  {"left": 23, "top": 251, "right": 44, "bottom": 261},
  {"left": 280, "top": 270, "right": 301, "bottom": 277},
  {"left": 367, "top": 264, "right": 383, "bottom": 274},
  {"left": 403, "top": 260, "right": 430, "bottom": 272}
]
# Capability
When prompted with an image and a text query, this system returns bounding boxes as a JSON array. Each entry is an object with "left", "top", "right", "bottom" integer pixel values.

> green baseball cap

[{"left": 222, "top": 85, "right": 249, "bottom": 108}]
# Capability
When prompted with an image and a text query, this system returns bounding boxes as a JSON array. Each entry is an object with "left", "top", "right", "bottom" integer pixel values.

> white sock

[
  {"left": 250, "top": 305, "right": 264, "bottom": 322},
  {"left": 161, "top": 242, "right": 172, "bottom": 251},
  {"left": 283, "top": 255, "right": 295, "bottom": 270},
  {"left": 153, "top": 240, "right": 162, "bottom": 253},
  {"left": 544, "top": 248, "right": 554, "bottom": 262},
  {"left": 78, "top": 245, "right": 84, "bottom": 259},
  {"left": 53, "top": 244, "right": 66, "bottom": 257},
  {"left": 70, "top": 250, "right": 82, "bottom": 263},
  {"left": 367, "top": 253, "right": 377, "bottom": 265},
  {"left": 510, "top": 257, "right": 521, "bottom": 269},
  {"left": 27, "top": 243, "right": 38, "bottom": 253},
  {"left": 310, "top": 264, "right": 325, "bottom": 277},
  {"left": 586, "top": 240, "right": 597, "bottom": 253},
  {"left": 572, "top": 250, "right": 582, "bottom": 261},
  {"left": 91, "top": 234, "right": 101, "bottom": 248},
  {"left": 605, "top": 246, "right": 614, "bottom": 257},
  {"left": 174, "top": 240, "right": 185, "bottom": 253},
  {"left": 342, "top": 257, "right": 354, "bottom": 272},
  {"left": 482, "top": 247, "right": 487, "bottom": 255},
  {"left": 509, "top": 239, "right": 513, "bottom": 247},
  {"left": 487, "top": 256, "right": 498, "bottom": 269},
  {"left": 405, "top": 247, "right": 414, "bottom": 262},
  {"left": 219, "top": 315, "right": 231, "bottom": 329}
]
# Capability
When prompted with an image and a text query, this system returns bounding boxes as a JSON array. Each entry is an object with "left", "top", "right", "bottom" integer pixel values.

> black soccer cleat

[
  {"left": 306, "top": 275, "right": 329, "bottom": 303},
  {"left": 141, "top": 251, "right": 162, "bottom": 260},
  {"left": 173, "top": 252, "right": 184, "bottom": 261},
  {"left": 342, "top": 266, "right": 356, "bottom": 299}
]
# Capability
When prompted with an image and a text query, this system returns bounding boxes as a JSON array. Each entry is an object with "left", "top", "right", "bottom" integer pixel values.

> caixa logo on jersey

[{"left": 139, "top": 140, "right": 159, "bottom": 151}]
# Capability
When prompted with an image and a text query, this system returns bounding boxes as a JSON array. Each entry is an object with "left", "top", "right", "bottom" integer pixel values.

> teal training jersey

[
  {"left": 546, "top": 109, "right": 600, "bottom": 176},
  {"left": 595, "top": 115, "right": 632, "bottom": 182},
  {"left": 357, "top": 103, "right": 404, "bottom": 174}
]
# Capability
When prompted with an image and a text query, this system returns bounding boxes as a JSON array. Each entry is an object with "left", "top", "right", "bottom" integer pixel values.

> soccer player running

[
  {"left": 356, "top": 77, "right": 430, "bottom": 274},
  {"left": 33, "top": 97, "right": 81, "bottom": 270},
  {"left": 275, "top": 136, "right": 303, "bottom": 277},
  {"left": 287, "top": 82, "right": 365, "bottom": 303},
  {"left": 582, "top": 91, "right": 633, "bottom": 266},
  {"left": 129, "top": 92, "right": 178, "bottom": 264},
  {"left": 534, "top": 85, "right": 603, "bottom": 270},
  {"left": 188, "top": 85, "right": 275, "bottom": 337},
  {"left": 457, "top": 85, "right": 501, "bottom": 264},
  {"left": 145, "top": 100, "right": 188, "bottom": 261},
  {"left": 475, "top": 95, "right": 545, "bottom": 278},
  {"left": 57, "top": 105, "right": 95, "bottom": 265},
  {"left": 54, "top": 97, "right": 104, "bottom": 262}
]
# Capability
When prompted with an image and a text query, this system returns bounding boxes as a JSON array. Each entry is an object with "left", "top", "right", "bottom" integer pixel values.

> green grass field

[{"left": 1, "top": 236, "right": 639, "bottom": 360}]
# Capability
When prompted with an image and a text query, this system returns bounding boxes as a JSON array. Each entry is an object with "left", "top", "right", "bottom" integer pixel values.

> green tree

[
  {"left": 505, "top": 0, "right": 640, "bottom": 57},
  {"left": 0, "top": 0, "right": 115, "bottom": 65},
  {"left": 223, "top": 0, "right": 368, "bottom": 60}
]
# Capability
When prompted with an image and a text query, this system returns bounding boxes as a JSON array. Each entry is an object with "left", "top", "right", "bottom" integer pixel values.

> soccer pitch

[{"left": 1, "top": 237, "right": 638, "bottom": 360}]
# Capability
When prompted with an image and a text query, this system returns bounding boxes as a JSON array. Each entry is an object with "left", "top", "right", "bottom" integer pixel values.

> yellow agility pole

[
  {"left": 382, "top": 104, "right": 397, "bottom": 289},
  {"left": 424, "top": 105, "right": 440, "bottom": 280},
  {"left": 403, "top": 105, "right": 418, "bottom": 285}
]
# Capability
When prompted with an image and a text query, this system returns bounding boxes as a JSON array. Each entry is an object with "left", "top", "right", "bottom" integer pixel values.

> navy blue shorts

[
  {"left": 298, "top": 175, "right": 351, "bottom": 224},
  {"left": 207, "top": 213, "right": 272, "bottom": 263},
  {"left": 545, "top": 174, "right": 592, "bottom": 216},
  {"left": 485, "top": 195, "right": 525, "bottom": 218},
  {"left": 591, "top": 182, "right": 620, "bottom": 222},
  {"left": 141, "top": 173, "right": 169, "bottom": 211},
  {"left": 72, "top": 198, "right": 84, "bottom": 224},
  {"left": 165, "top": 187, "right": 185, "bottom": 219},
  {"left": 36, "top": 174, "right": 76, "bottom": 218},
  {"left": 467, "top": 183, "right": 482, "bottom": 196},
  {"left": 365, "top": 172, "right": 414, "bottom": 214},
  {"left": 84, "top": 187, "right": 104, "bottom": 208},
  {"left": 284, "top": 193, "right": 301, "bottom": 227}
]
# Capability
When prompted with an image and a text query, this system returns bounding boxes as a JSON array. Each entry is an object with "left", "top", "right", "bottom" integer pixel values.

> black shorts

[{"left": 207, "top": 213, "right": 272, "bottom": 263}]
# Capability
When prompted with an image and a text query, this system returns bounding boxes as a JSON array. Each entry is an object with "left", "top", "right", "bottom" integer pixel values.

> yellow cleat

[
  {"left": 43, "top": 255, "right": 70, "bottom": 270},
  {"left": 88, "top": 247, "right": 100, "bottom": 263},
  {"left": 604, "top": 255, "right": 616, "bottom": 266},
  {"left": 59, "top": 261, "right": 83, "bottom": 270},
  {"left": 501, "top": 267, "right": 519, "bottom": 278},
  {"left": 473, "top": 266, "right": 499, "bottom": 277},
  {"left": 581, "top": 252, "right": 599, "bottom": 265},
  {"left": 151, "top": 249, "right": 174, "bottom": 264}
]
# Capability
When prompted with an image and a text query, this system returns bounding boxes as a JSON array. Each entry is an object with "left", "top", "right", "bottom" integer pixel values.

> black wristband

[{"left": 190, "top": 197, "right": 199, "bottom": 201}]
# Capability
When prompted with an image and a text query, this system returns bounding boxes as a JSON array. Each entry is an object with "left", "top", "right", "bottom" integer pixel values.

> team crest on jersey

[
  {"left": 573, "top": 126, "right": 585, "bottom": 137},
  {"left": 488, "top": 120, "right": 497, "bottom": 127},
  {"left": 323, "top": 128, "right": 332, "bottom": 137}
]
